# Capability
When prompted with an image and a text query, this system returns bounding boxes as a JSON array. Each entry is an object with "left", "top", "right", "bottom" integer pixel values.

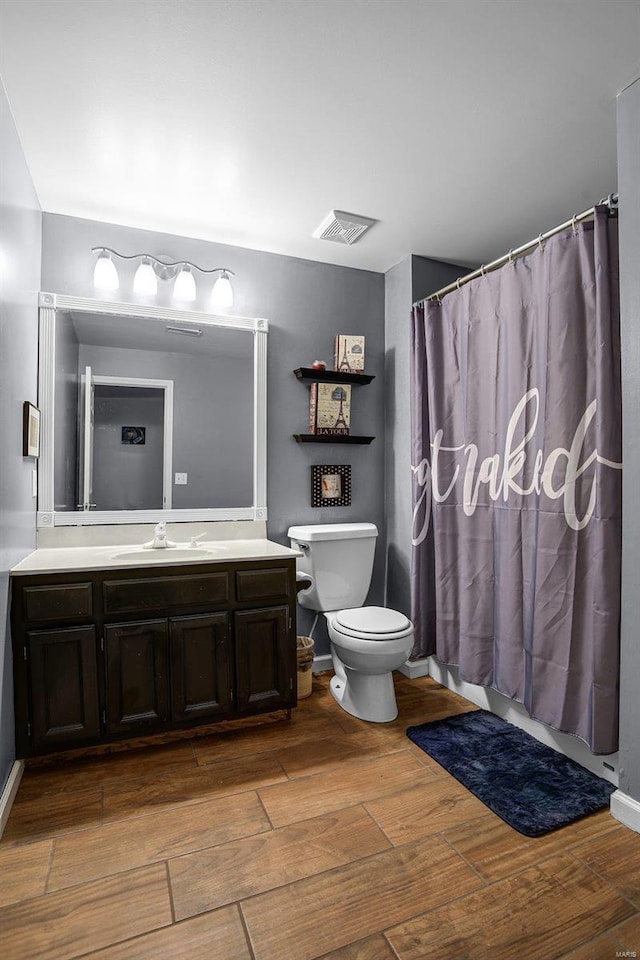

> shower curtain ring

[
  {"left": 571, "top": 215, "right": 578, "bottom": 236},
  {"left": 456, "top": 277, "right": 462, "bottom": 289},
  {"left": 508, "top": 250, "right": 515, "bottom": 264},
  {"left": 538, "top": 234, "right": 545, "bottom": 250},
  {"left": 480, "top": 264, "right": 487, "bottom": 278}
]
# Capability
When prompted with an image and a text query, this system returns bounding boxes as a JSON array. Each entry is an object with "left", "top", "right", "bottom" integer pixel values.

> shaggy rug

[{"left": 407, "top": 709, "right": 615, "bottom": 837}]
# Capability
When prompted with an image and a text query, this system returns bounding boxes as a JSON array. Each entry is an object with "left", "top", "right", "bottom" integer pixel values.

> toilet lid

[{"left": 336, "top": 606, "right": 411, "bottom": 635}]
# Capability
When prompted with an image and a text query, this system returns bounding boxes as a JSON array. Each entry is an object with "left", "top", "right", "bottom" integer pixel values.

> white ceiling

[{"left": 1, "top": 0, "right": 638, "bottom": 273}]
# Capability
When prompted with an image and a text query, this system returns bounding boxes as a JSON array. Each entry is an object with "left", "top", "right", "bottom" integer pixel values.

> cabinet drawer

[
  {"left": 22, "top": 582, "right": 93, "bottom": 623},
  {"left": 235, "top": 567, "right": 291, "bottom": 603},
  {"left": 103, "top": 573, "right": 229, "bottom": 615}
]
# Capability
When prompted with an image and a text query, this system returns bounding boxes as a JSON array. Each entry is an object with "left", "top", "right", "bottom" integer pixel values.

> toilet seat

[
  {"left": 336, "top": 606, "right": 410, "bottom": 635},
  {"left": 330, "top": 606, "right": 413, "bottom": 642}
]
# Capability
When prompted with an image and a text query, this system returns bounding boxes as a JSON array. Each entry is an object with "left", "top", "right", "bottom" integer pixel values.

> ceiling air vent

[{"left": 312, "top": 210, "right": 377, "bottom": 245}]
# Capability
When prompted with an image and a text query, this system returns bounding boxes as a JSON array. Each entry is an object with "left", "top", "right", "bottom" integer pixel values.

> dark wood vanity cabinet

[
  {"left": 27, "top": 625, "right": 101, "bottom": 751},
  {"left": 11, "top": 558, "right": 297, "bottom": 758}
]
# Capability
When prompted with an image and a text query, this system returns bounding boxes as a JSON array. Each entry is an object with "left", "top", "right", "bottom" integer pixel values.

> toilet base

[{"left": 329, "top": 669, "right": 398, "bottom": 723}]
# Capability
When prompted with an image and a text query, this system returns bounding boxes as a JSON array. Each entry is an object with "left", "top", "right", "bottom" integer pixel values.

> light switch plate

[{"left": 175, "top": 472, "right": 188, "bottom": 485}]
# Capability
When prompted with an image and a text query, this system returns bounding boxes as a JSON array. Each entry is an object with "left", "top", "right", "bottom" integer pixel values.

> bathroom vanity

[{"left": 10, "top": 540, "right": 300, "bottom": 758}]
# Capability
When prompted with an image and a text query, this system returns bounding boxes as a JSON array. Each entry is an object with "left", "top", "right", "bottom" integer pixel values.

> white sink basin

[{"left": 111, "top": 548, "right": 217, "bottom": 562}]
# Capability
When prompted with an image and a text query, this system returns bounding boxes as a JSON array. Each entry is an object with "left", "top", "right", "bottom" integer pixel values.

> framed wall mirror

[{"left": 37, "top": 292, "right": 268, "bottom": 527}]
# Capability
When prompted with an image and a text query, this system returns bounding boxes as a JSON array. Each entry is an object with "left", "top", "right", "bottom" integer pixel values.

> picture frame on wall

[
  {"left": 22, "top": 401, "right": 40, "bottom": 458},
  {"left": 311, "top": 464, "right": 351, "bottom": 507}
]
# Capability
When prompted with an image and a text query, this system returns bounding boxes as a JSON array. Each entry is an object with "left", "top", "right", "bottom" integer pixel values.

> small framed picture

[
  {"left": 23, "top": 402, "right": 40, "bottom": 458},
  {"left": 121, "top": 426, "right": 146, "bottom": 445},
  {"left": 311, "top": 464, "right": 351, "bottom": 507}
]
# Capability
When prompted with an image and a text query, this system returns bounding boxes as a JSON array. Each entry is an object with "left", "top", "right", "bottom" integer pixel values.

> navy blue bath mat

[{"left": 407, "top": 710, "right": 615, "bottom": 837}]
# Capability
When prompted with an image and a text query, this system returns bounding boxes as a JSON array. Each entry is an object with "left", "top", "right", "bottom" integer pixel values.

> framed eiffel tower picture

[{"left": 334, "top": 335, "right": 365, "bottom": 374}]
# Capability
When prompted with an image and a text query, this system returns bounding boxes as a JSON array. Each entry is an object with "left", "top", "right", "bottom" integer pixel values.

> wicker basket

[{"left": 296, "top": 636, "right": 315, "bottom": 699}]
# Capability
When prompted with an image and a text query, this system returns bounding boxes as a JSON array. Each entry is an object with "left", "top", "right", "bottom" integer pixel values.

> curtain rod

[{"left": 416, "top": 192, "right": 618, "bottom": 306}]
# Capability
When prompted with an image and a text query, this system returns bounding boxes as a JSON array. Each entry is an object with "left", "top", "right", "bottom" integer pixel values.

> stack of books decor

[
  {"left": 309, "top": 382, "right": 352, "bottom": 435},
  {"left": 334, "top": 335, "right": 365, "bottom": 374},
  {"left": 293, "top": 335, "right": 374, "bottom": 445}
]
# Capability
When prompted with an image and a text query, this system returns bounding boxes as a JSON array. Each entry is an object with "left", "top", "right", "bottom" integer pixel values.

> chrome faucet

[{"left": 189, "top": 532, "right": 208, "bottom": 547}]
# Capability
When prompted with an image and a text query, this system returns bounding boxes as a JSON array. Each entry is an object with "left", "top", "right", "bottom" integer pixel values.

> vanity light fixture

[
  {"left": 211, "top": 270, "right": 234, "bottom": 309},
  {"left": 172, "top": 265, "right": 197, "bottom": 302},
  {"left": 91, "top": 247, "right": 235, "bottom": 307},
  {"left": 93, "top": 250, "right": 120, "bottom": 291},
  {"left": 132, "top": 257, "right": 158, "bottom": 296}
]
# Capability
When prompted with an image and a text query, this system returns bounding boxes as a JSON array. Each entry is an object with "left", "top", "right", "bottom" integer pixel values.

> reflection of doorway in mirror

[{"left": 80, "top": 374, "right": 173, "bottom": 511}]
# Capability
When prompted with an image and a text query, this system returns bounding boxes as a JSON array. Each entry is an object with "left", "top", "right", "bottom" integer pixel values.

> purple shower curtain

[{"left": 410, "top": 207, "right": 621, "bottom": 753}]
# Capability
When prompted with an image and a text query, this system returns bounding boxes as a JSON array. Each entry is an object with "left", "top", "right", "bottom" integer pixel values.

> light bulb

[
  {"left": 173, "top": 265, "right": 197, "bottom": 302},
  {"left": 211, "top": 271, "right": 233, "bottom": 309},
  {"left": 133, "top": 258, "right": 158, "bottom": 296},
  {"left": 93, "top": 251, "right": 119, "bottom": 291}
]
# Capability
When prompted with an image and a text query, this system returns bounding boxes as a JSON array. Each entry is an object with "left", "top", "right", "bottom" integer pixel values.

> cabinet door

[
  {"left": 27, "top": 626, "right": 100, "bottom": 750},
  {"left": 105, "top": 620, "right": 169, "bottom": 734},
  {"left": 170, "top": 613, "right": 232, "bottom": 722},
  {"left": 234, "top": 606, "right": 292, "bottom": 713}
]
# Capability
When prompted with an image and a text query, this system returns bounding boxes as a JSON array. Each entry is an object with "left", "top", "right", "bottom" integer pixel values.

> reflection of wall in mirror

[
  {"left": 77, "top": 343, "right": 254, "bottom": 509},
  {"left": 53, "top": 310, "right": 79, "bottom": 510}
]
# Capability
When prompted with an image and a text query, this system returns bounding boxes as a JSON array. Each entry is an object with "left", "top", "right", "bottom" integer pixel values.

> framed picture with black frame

[
  {"left": 311, "top": 464, "right": 351, "bottom": 507},
  {"left": 23, "top": 401, "right": 40, "bottom": 458}
]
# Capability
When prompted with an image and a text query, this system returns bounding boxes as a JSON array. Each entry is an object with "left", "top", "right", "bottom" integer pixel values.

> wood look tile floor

[{"left": 1, "top": 673, "right": 638, "bottom": 960}]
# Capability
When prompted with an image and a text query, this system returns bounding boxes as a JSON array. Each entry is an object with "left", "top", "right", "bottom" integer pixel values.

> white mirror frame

[{"left": 37, "top": 292, "right": 268, "bottom": 527}]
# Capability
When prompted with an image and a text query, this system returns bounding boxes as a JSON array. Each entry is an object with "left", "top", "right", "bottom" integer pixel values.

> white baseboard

[
  {"left": 399, "top": 657, "right": 430, "bottom": 679},
  {"left": 0, "top": 760, "right": 24, "bottom": 838},
  {"left": 610, "top": 790, "right": 640, "bottom": 833},
  {"left": 312, "top": 654, "right": 333, "bottom": 674},
  {"left": 428, "top": 656, "right": 619, "bottom": 786}
]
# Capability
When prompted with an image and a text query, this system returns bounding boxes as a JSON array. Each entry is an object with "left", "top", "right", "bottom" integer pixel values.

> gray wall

[
  {"left": 78, "top": 343, "right": 254, "bottom": 509},
  {"left": 41, "top": 214, "right": 385, "bottom": 655},
  {"left": 616, "top": 78, "right": 640, "bottom": 803},
  {"left": 93, "top": 389, "right": 164, "bottom": 511},
  {"left": 0, "top": 80, "right": 41, "bottom": 790},
  {"left": 54, "top": 310, "right": 79, "bottom": 510},
  {"left": 383, "top": 254, "right": 467, "bottom": 623}
]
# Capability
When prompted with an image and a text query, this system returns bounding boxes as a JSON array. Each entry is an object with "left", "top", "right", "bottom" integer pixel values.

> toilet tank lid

[{"left": 287, "top": 522, "right": 378, "bottom": 542}]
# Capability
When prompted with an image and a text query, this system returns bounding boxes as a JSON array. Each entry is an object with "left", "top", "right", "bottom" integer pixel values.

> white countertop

[{"left": 10, "top": 539, "right": 302, "bottom": 576}]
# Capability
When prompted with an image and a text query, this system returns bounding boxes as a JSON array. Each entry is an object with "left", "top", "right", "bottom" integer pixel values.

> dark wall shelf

[
  {"left": 293, "top": 434, "right": 375, "bottom": 445},
  {"left": 294, "top": 367, "right": 375, "bottom": 385}
]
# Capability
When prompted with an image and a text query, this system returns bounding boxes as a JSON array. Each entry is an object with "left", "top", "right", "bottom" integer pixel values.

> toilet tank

[{"left": 287, "top": 522, "right": 378, "bottom": 612}]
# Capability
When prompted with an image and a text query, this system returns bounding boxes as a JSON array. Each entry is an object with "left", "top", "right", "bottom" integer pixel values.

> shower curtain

[{"left": 410, "top": 206, "right": 621, "bottom": 754}]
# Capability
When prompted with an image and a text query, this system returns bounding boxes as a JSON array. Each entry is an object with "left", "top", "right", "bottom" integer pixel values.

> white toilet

[{"left": 288, "top": 522, "right": 414, "bottom": 722}]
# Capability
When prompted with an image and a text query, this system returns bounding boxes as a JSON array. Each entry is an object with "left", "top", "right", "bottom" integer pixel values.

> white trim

[
  {"left": 312, "top": 653, "right": 333, "bottom": 674},
  {"left": 254, "top": 325, "right": 268, "bottom": 519},
  {"left": 82, "top": 365, "right": 93, "bottom": 510},
  {"left": 45, "top": 507, "right": 256, "bottom": 525},
  {"left": 0, "top": 761, "right": 24, "bottom": 839},
  {"left": 399, "top": 657, "right": 430, "bottom": 679},
  {"left": 38, "top": 292, "right": 267, "bottom": 333},
  {"left": 37, "top": 293, "right": 268, "bottom": 526},
  {"left": 610, "top": 790, "right": 640, "bottom": 833},
  {"left": 91, "top": 375, "right": 174, "bottom": 510}
]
